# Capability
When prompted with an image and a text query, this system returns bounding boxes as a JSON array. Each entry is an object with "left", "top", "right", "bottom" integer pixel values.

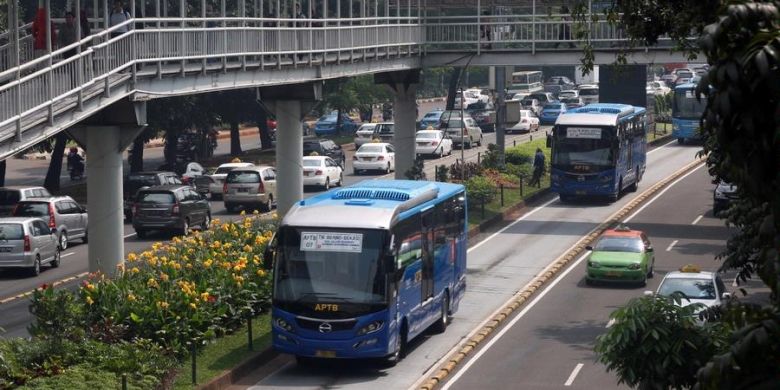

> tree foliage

[{"left": 572, "top": 1, "right": 780, "bottom": 389}]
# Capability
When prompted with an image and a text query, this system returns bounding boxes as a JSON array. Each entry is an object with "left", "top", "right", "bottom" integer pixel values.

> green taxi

[{"left": 585, "top": 226, "right": 655, "bottom": 286}]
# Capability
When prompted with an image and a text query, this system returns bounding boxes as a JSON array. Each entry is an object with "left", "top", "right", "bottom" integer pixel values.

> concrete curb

[
  {"left": 417, "top": 155, "right": 705, "bottom": 390},
  {"left": 197, "top": 348, "right": 279, "bottom": 390}
]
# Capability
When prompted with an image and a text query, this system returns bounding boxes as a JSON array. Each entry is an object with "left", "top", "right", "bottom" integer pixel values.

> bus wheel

[
  {"left": 385, "top": 325, "right": 408, "bottom": 367},
  {"left": 677, "top": 138, "right": 685, "bottom": 145},
  {"left": 627, "top": 172, "right": 639, "bottom": 192},
  {"left": 432, "top": 292, "right": 450, "bottom": 333}
]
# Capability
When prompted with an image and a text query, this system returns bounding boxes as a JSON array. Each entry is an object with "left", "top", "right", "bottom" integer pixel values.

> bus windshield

[
  {"left": 274, "top": 227, "right": 388, "bottom": 305},
  {"left": 553, "top": 127, "right": 615, "bottom": 167},
  {"left": 673, "top": 89, "right": 707, "bottom": 120}
]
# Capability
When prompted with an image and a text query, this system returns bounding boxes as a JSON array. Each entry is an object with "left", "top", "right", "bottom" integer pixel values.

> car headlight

[
  {"left": 628, "top": 263, "right": 642, "bottom": 270},
  {"left": 588, "top": 261, "right": 600, "bottom": 268},
  {"left": 274, "top": 317, "right": 294, "bottom": 332},
  {"left": 356, "top": 321, "right": 384, "bottom": 336}
]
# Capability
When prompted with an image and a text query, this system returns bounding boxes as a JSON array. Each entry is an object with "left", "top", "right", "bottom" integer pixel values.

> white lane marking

[
  {"left": 623, "top": 164, "right": 704, "bottom": 223},
  {"left": 124, "top": 232, "right": 136, "bottom": 238},
  {"left": 691, "top": 215, "right": 703, "bottom": 225},
  {"left": 62, "top": 252, "right": 75, "bottom": 258},
  {"left": 666, "top": 240, "right": 679, "bottom": 252},
  {"left": 564, "top": 363, "right": 585, "bottom": 386},
  {"left": 440, "top": 250, "right": 592, "bottom": 390},
  {"left": 647, "top": 139, "right": 677, "bottom": 154},
  {"left": 442, "top": 155, "right": 699, "bottom": 390},
  {"left": 468, "top": 197, "right": 559, "bottom": 253}
]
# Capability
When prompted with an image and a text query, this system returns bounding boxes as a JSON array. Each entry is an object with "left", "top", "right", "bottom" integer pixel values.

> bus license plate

[{"left": 315, "top": 350, "right": 336, "bottom": 358}]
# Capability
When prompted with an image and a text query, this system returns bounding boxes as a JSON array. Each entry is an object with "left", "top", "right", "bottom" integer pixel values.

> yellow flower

[
  {"left": 160, "top": 272, "right": 169, "bottom": 282},
  {"left": 85, "top": 283, "right": 96, "bottom": 291},
  {"left": 156, "top": 301, "right": 170, "bottom": 309},
  {"left": 147, "top": 278, "right": 159, "bottom": 288},
  {"left": 172, "top": 262, "right": 182, "bottom": 270},
  {"left": 127, "top": 253, "right": 138, "bottom": 262},
  {"left": 127, "top": 294, "right": 137, "bottom": 302},
  {"left": 253, "top": 209, "right": 259, "bottom": 215},
  {"left": 256, "top": 269, "right": 266, "bottom": 277},
  {"left": 185, "top": 263, "right": 193, "bottom": 269},
  {"left": 203, "top": 259, "right": 213, "bottom": 268},
  {"left": 240, "top": 210, "right": 246, "bottom": 216},
  {"left": 189, "top": 302, "right": 197, "bottom": 310},
  {"left": 131, "top": 267, "right": 140, "bottom": 274},
  {"left": 243, "top": 244, "right": 253, "bottom": 253},
  {"left": 222, "top": 224, "right": 230, "bottom": 232},
  {"left": 152, "top": 242, "right": 162, "bottom": 251},
  {"left": 85, "top": 296, "right": 94, "bottom": 305},
  {"left": 147, "top": 256, "right": 158, "bottom": 266},
  {"left": 200, "top": 292, "right": 210, "bottom": 301}
]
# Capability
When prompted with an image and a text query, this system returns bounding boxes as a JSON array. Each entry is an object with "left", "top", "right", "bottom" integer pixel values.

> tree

[
  {"left": 128, "top": 127, "right": 159, "bottom": 173},
  {"left": 317, "top": 75, "right": 393, "bottom": 129},
  {"left": 254, "top": 105, "right": 274, "bottom": 150},
  {"left": 210, "top": 89, "right": 257, "bottom": 156},
  {"left": 572, "top": 1, "right": 780, "bottom": 388},
  {"left": 147, "top": 95, "right": 217, "bottom": 169},
  {"left": 43, "top": 132, "right": 68, "bottom": 191}
]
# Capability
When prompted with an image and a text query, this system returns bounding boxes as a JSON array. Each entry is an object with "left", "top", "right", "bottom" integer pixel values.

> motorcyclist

[{"left": 67, "top": 147, "right": 84, "bottom": 177}]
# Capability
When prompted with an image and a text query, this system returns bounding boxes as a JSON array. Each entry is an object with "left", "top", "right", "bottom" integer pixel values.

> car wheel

[
  {"left": 477, "top": 135, "right": 483, "bottom": 146},
  {"left": 50, "top": 249, "right": 61, "bottom": 268},
  {"left": 323, "top": 177, "right": 330, "bottom": 190},
  {"left": 180, "top": 218, "right": 190, "bottom": 237},
  {"left": 29, "top": 255, "right": 41, "bottom": 277},
  {"left": 203, "top": 213, "right": 211, "bottom": 230},
  {"left": 648, "top": 260, "right": 655, "bottom": 278},
  {"left": 385, "top": 164, "right": 391, "bottom": 174},
  {"left": 439, "top": 148, "right": 444, "bottom": 159},
  {"left": 338, "top": 172, "right": 344, "bottom": 186},
  {"left": 59, "top": 232, "right": 68, "bottom": 250},
  {"left": 260, "top": 197, "right": 271, "bottom": 213},
  {"left": 136, "top": 229, "right": 147, "bottom": 239}
]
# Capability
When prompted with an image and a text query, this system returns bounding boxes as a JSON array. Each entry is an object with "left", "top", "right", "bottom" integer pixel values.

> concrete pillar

[
  {"left": 495, "top": 66, "right": 506, "bottom": 167},
  {"left": 275, "top": 100, "right": 303, "bottom": 216},
  {"left": 85, "top": 126, "right": 125, "bottom": 276},
  {"left": 392, "top": 83, "right": 417, "bottom": 179}
]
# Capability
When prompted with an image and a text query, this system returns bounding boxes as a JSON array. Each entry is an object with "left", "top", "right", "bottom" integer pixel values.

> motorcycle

[{"left": 69, "top": 160, "right": 85, "bottom": 180}]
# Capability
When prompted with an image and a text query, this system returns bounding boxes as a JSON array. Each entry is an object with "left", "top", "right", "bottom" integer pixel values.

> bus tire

[
  {"left": 432, "top": 291, "right": 450, "bottom": 334},
  {"left": 628, "top": 170, "right": 639, "bottom": 192},
  {"left": 677, "top": 138, "right": 685, "bottom": 145},
  {"left": 385, "top": 323, "right": 408, "bottom": 367}
]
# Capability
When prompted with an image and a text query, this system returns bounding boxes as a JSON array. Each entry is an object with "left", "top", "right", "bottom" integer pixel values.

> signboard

[
  {"left": 566, "top": 127, "right": 602, "bottom": 139},
  {"left": 300, "top": 232, "right": 363, "bottom": 253}
]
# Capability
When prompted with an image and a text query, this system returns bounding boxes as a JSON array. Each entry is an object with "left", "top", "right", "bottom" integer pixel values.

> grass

[
  {"left": 648, "top": 122, "right": 672, "bottom": 143},
  {"left": 171, "top": 313, "right": 272, "bottom": 390}
]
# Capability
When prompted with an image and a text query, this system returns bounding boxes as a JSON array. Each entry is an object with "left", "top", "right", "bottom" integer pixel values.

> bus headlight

[
  {"left": 600, "top": 175, "right": 613, "bottom": 182},
  {"left": 274, "top": 317, "right": 294, "bottom": 332},
  {"left": 357, "top": 321, "right": 384, "bottom": 336}
]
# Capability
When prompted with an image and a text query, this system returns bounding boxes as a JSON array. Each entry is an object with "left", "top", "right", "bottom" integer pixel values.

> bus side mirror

[{"left": 262, "top": 233, "right": 277, "bottom": 270}]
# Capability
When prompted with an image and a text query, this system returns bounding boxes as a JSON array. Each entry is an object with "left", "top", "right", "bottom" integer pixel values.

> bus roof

[
  {"left": 556, "top": 104, "right": 645, "bottom": 127},
  {"left": 281, "top": 180, "right": 465, "bottom": 230}
]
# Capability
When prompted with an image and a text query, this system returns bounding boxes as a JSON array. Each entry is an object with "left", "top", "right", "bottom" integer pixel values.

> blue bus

[
  {"left": 549, "top": 103, "right": 647, "bottom": 202},
  {"left": 672, "top": 83, "right": 707, "bottom": 144},
  {"left": 267, "top": 180, "right": 467, "bottom": 365}
]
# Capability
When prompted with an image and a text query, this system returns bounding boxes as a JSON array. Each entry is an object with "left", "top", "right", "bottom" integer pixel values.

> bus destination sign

[
  {"left": 300, "top": 232, "right": 363, "bottom": 253},
  {"left": 566, "top": 127, "right": 602, "bottom": 139}
]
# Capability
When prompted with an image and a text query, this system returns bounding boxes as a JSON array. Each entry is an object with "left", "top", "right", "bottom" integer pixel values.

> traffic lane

[
  {"left": 244, "top": 143, "right": 700, "bottom": 390},
  {"left": 443, "top": 165, "right": 728, "bottom": 390}
]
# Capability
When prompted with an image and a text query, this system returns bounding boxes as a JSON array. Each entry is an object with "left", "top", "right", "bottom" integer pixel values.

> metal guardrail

[{"left": 0, "top": 23, "right": 35, "bottom": 73}]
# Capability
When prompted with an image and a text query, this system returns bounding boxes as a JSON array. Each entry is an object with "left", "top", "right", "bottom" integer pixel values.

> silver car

[
  {"left": 12, "top": 196, "right": 88, "bottom": 250},
  {"left": 0, "top": 186, "right": 51, "bottom": 216},
  {"left": 223, "top": 166, "right": 278, "bottom": 213},
  {"left": 0, "top": 217, "right": 60, "bottom": 276}
]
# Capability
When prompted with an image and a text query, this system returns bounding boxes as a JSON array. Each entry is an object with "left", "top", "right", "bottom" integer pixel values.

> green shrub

[
  {"left": 435, "top": 165, "right": 449, "bottom": 182},
  {"left": 480, "top": 144, "right": 501, "bottom": 169},
  {"left": 465, "top": 176, "right": 496, "bottom": 205},
  {"left": 505, "top": 162, "right": 534, "bottom": 180},
  {"left": 17, "top": 364, "right": 158, "bottom": 390},
  {"left": 450, "top": 160, "right": 483, "bottom": 181},
  {"left": 505, "top": 148, "right": 533, "bottom": 165}
]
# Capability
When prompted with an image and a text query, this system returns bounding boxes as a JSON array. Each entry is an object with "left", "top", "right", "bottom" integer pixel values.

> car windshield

[
  {"left": 416, "top": 132, "right": 439, "bottom": 139},
  {"left": 0, "top": 190, "right": 21, "bottom": 206},
  {"left": 442, "top": 119, "right": 467, "bottom": 129},
  {"left": 215, "top": 167, "right": 235, "bottom": 175},
  {"left": 658, "top": 278, "right": 716, "bottom": 300},
  {"left": 0, "top": 224, "right": 24, "bottom": 240},
  {"left": 128, "top": 174, "right": 157, "bottom": 186},
  {"left": 357, "top": 125, "right": 376, "bottom": 132},
  {"left": 594, "top": 236, "right": 644, "bottom": 253},
  {"left": 673, "top": 89, "right": 707, "bottom": 119},
  {"left": 562, "top": 98, "right": 578, "bottom": 104},
  {"left": 544, "top": 104, "right": 562, "bottom": 110},
  {"left": 302, "top": 159, "right": 322, "bottom": 167},
  {"left": 553, "top": 127, "right": 615, "bottom": 167},
  {"left": 274, "top": 227, "right": 387, "bottom": 304},
  {"left": 677, "top": 71, "right": 693, "bottom": 79},
  {"left": 579, "top": 88, "right": 598, "bottom": 96},
  {"left": 424, "top": 112, "right": 441, "bottom": 119},
  {"left": 138, "top": 192, "right": 175, "bottom": 204},
  {"left": 318, "top": 115, "right": 337, "bottom": 122},
  {"left": 226, "top": 171, "right": 260, "bottom": 183},
  {"left": 13, "top": 202, "right": 49, "bottom": 217},
  {"left": 358, "top": 145, "right": 384, "bottom": 153}
]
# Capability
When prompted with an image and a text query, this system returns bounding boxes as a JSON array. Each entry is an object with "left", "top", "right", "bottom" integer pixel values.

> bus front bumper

[
  {"left": 552, "top": 181, "right": 616, "bottom": 197},
  {"left": 273, "top": 331, "right": 394, "bottom": 359}
]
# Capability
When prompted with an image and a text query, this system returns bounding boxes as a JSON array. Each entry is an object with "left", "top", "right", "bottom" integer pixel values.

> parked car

[
  {"left": 561, "top": 97, "right": 585, "bottom": 109},
  {"left": 132, "top": 185, "right": 210, "bottom": 238},
  {"left": 540, "top": 103, "right": 568, "bottom": 125},
  {"left": 713, "top": 180, "right": 737, "bottom": 215},
  {"left": 415, "top": 130, "right": 453, "bottom": 158},
  {"left": 558, "top": 90, "right": 579, "bottom": 99},
  {"left": 0, "top": 217, "right": 60, "bottom": 276},
  {"left": 440, "top": 116, "right": 483, "bottom": 148},
  {"left": 577, "top": 84, "right": 600, "bottom": 104},
  {"left": 223, "top": 166, "right": 277, "bottom": 213},
  {"left": 526, "top": 92, "right": 556, "bottom": 106},
  {"left": 0, "top": 186, "right": 51, "bottom": 216},
  {"left": 303, "top": 139, "right": 345, "bottom": 166},
  {"left": 353, "top": 143, "right": 396, "bottom": 174},
  {"left": 508, "top": 110, "right": 540, "bottom": 133},
  {"left": 12, "top": 197, "right": 88, "bottom": 250},
  {"left": 314, "top": 112, "right": 359, "bottom": 136},
  {"left": 123, "top": 171, "right": 183, "bottom": 221},
  {"left": 520, "top": 98, "right": 543, "bottom": 116},
  {"left": 302, "top": 156, "right": 344, "bottom": 190},
  {"left": 208, "top": 162, "right": 255, "bottom": 199},
  {"left": 419, "top": 109, "right": 445, "bottom": 130}
]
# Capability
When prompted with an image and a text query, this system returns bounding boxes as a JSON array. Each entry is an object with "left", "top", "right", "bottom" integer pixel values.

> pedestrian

[
  {"left": 58, "top": 12, "right": 78, "bottom": 58},
  {"left": 554, "top": 6, "right": 575, "bottom": 49},
  {"left": 80, "top": 8, "right": 91, "bottom": 37},
  {"left": 109, "top": 0, "right": 131, "bottom": 39},
  {"left": 530, "top": 147, "right": 545, "bottom": 188},
  {"left": 479, "top": 10, "right": 492, "bottom": 49}
]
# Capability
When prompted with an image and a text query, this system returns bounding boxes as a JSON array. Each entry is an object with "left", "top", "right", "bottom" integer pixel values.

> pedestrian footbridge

[{"left": 0, "top": 0, "right": 691, "bottom": 275}]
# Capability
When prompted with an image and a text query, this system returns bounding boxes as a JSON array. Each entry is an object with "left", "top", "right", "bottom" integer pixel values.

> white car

[
  {"left": 646, "top": 265, "right": 731, "bottom": 312},
  {"left": 646, "top": 81, "right": 671, "bottom": 96},
  {"left": 354, "top": 123, "right": 378, "bottom": 147},
  {"left": 208, "top": 162, "right": 255, "bottom": 199},
  {"left": 508, "top": 110, "right": 540, "bottom": 134},
  {"left": 577, "top": 84, "right": 600, "bottom": 104},
  {"left": 415, "top": 130, "right": 453, "bottom": 158},
  {"left": 353, "top": 143, "right": 395, "bottom": 174},
  {"left": 558, "top": 90, "right": 579, "bottom": 99},
  {"left": 302, "top": 156, "right": 343, "bottom": 190},
  {"left": 441, "top": 116, "right": 483, "bottom": 148},
  {"left": 454, "top": 90, "right": 481, "bottom": 110}
]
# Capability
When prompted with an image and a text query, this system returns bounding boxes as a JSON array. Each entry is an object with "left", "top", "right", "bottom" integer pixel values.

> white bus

[{"left": 509, "top": 71, "right": 544, "bottom": 96}]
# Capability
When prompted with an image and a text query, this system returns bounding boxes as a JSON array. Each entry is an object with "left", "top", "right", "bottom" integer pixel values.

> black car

[
  {"left": 132, "top": 185, "right": 211, "bottom": 238},
  {"left": 303, "top": 139, "right": 345, "bottom": 166},
  {"left": 466, "top": 102, "right": 496, "bottom": 132},
  {"left": 123, "top": 171, "right": 183, "bottom": 221}
]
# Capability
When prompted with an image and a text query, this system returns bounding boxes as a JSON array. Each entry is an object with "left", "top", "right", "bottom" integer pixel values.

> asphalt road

[
  {"left": 0, "top": 125, "right": 542, "bottom": 339},
  {"left": 233, "top": 142, "right": 702, "bottom": 390},
  {"left": 441, "top": 164, "right": 734, "bottom": 390}
]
